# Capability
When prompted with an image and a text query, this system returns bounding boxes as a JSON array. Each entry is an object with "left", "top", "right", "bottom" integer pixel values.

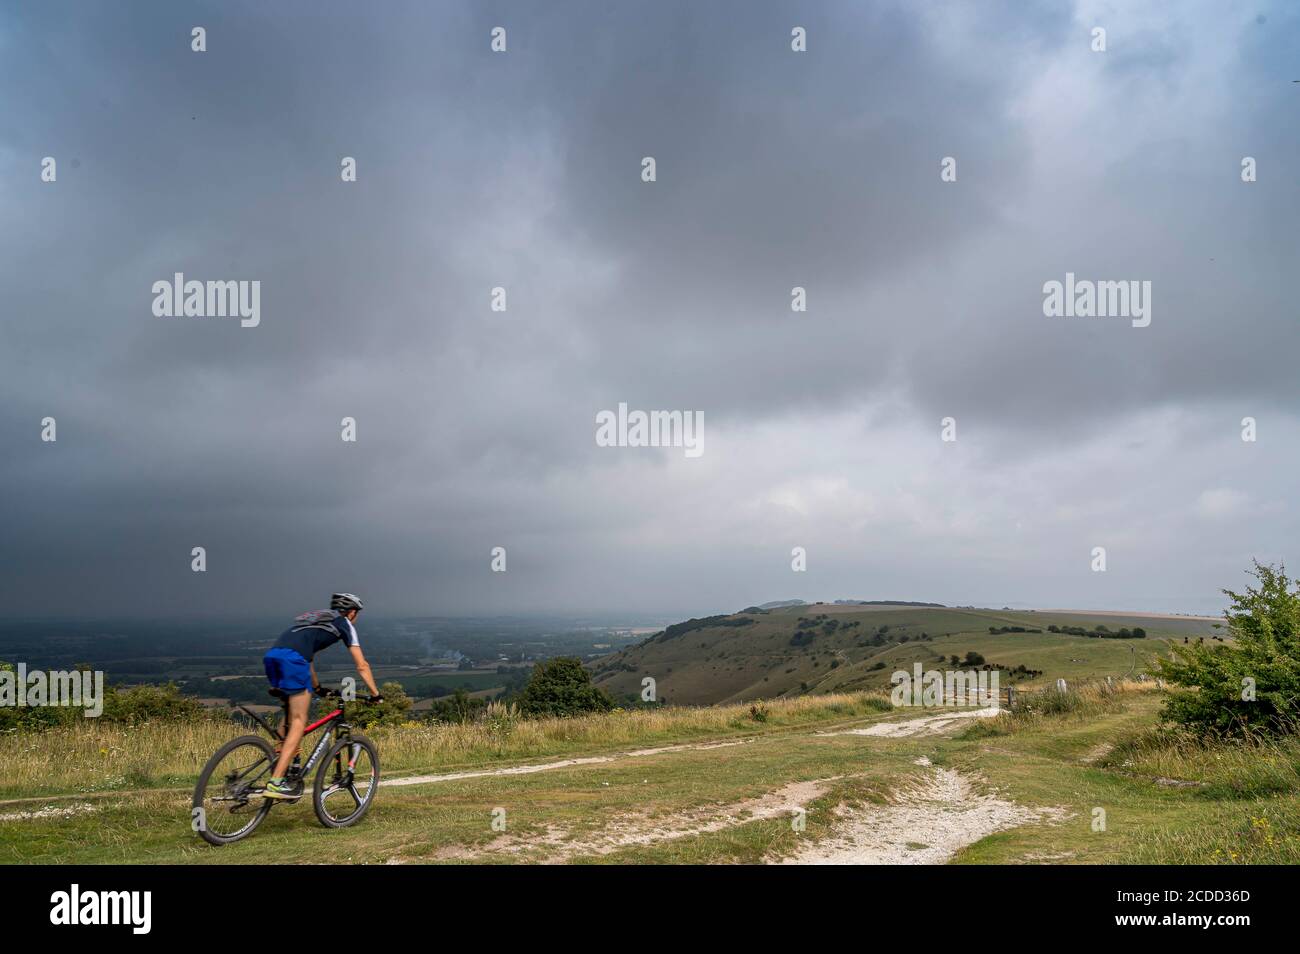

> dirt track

[{"left": 382, "top": 706, "right": 1060, "bottom": 865}]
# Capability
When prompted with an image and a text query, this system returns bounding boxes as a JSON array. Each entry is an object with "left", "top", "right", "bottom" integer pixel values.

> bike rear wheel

[
  {"left": 193, "top": 735, "right": 277, "bottom": 845},
  {"left": 313, "top": 733, "right": 379, "bottom": 828}
]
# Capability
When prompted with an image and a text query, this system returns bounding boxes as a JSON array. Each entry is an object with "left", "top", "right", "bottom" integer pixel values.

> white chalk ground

[
  {"left": 0, "top": 802, "right": 98, "bottom": 823},
  {"left": 383, "top": 738, "right": 754, "bottom": 788},
  {"left": 776, "top": 762, "right": 1065, "bottom": 865},
  {"left": 427, "top": 776, "right": 839, "bottom": 863},
  {"left": 818, "top": 706, "right": 1004, "bottom": 738}
]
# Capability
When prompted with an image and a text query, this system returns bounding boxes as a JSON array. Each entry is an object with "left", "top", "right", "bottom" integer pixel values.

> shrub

[
  {"left": 101, "top": 683, "right": 206, "bottom": 725},
  {"left": 348, "top": 681, "right": 414, "bottom": 728},
  {"left": 1155, "top": 562, "right": 1300, "bottom": 738}
]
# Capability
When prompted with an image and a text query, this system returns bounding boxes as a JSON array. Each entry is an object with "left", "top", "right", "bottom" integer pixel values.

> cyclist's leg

[
  {"left": 272, "top": 691, "right": 310, "bottom": 779},
  {"left": 263, "top": 647, "right": 314, "bottom": 783}
]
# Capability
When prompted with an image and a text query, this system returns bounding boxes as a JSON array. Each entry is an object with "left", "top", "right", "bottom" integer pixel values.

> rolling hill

[{"left": 590, "top": 603, "right": 1223, "bottom": 705}]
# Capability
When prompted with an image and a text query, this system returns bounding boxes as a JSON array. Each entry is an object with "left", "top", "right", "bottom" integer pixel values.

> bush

[
  {"left": 0, "top": 669, "right": 209, "bottom": 731},
  {"left": 101, "top": 683, "right": 206, "bottom": 725},
  {"left": 516, "top": 658, "right": 615, "bottom": 718},
  {"left": 347, "top": 681, "right": 413, "bottom": 728},
  {"left": 1155, "top": 562, "right": 1300, "bottom": 738}
]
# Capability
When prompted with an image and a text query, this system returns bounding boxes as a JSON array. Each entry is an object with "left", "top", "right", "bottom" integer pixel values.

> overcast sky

[{"left": 2, "top": 1, "right": 1297, "bottom": 620}]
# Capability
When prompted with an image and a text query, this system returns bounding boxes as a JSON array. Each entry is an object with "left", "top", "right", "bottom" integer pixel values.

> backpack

[{"left": 291, "top": 609, "right": 340, "bottom": 633}]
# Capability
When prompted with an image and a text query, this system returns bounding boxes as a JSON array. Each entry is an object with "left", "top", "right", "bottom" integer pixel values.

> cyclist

[{"left": 262, "top": 592, "right": 382, "bottom": 799}]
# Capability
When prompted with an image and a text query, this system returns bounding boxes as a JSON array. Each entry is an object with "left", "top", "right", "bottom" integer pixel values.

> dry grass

[
  {"left": 376, "top": 691, "right": 889, "bottom": 765},
  {"left": 0, "top": 690, "right": 893, "bottom": 799},
  {"left": 0, "top": 718, "right": 233, "bottom": 799},
  {"left": 958, "top": 678, "right": 1157, "bottom": 740}
]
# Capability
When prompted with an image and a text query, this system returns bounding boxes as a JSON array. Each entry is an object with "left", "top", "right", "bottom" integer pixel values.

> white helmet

[{"left": 330, "top": 592, "right": 364, "bottom": 612}]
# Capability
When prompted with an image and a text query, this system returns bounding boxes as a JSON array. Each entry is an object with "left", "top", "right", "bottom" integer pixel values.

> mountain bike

[{"left": 192, "top": 687, "right": 380, "bottom": 845}]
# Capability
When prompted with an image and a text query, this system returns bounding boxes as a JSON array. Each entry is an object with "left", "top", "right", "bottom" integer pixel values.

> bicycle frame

[{"left": 236, "top": 697, "right": 352, "bottom": 779}]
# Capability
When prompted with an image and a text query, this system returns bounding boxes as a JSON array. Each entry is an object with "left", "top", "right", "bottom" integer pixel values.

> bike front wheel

[
  {"left": 313, "top": 733, "right": 379, "bottom": 828},
  {"left": 193, "top": 734, "right": 277, "bottom": 845}
]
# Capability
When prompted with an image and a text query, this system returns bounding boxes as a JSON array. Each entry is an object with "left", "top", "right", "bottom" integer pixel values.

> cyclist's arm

[{"left": 349, "top": 644, "right": 380, "bottom": 697}]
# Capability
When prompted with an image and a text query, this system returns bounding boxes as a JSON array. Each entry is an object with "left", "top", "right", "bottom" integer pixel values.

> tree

[
  {"left": 516, "top": 658, "right": 614, "bottom": 718},
  {"left": 1154, "top": 562, "right": 1300, "bottom": 737}
]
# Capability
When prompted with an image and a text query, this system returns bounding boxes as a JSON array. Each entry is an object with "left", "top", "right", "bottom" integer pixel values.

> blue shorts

[{"left": 263, "top": 647, "right": 312, "bottom": 694}]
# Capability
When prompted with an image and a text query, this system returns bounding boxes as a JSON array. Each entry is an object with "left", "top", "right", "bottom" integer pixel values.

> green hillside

[{"left": 590, "top": 603, "right": 1223, "bottom": 705}]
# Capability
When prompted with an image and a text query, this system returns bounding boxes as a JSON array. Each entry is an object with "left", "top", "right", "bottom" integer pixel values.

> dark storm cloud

[{"left": 1, "top": 1, "right": 1297, "bottom": 617}]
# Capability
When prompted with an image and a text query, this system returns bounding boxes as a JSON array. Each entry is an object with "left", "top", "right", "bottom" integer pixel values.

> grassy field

[
  {"left": 590, "top": 604, "right": 1222, "bottom": 705},
  {"left": 3, "top": 678, "right": 1296, "bottom": 865}
]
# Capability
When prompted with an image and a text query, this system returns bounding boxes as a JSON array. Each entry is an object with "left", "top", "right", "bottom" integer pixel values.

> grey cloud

[{"left": 1, "top": 1, "right": 1296, "bottom": 617}]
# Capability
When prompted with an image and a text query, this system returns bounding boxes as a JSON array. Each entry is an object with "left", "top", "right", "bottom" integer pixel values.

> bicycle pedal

[{"left": 263, "top": 792, "right": 304, "bottom": 802}]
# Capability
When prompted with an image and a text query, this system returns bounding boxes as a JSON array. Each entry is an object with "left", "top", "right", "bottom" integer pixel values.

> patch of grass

[
  {"left": 955, "top": 718, "right": 1011, "bottom": 740},
  {"left": 1120, "top": 801, "right": 1300, "bottom": 865},
  {"left": 1012, "top": 679, "right": 1128, "bottom": 717},
  {"left": 1104, "top": 728, "right": 1300, "bottom": 800}
]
